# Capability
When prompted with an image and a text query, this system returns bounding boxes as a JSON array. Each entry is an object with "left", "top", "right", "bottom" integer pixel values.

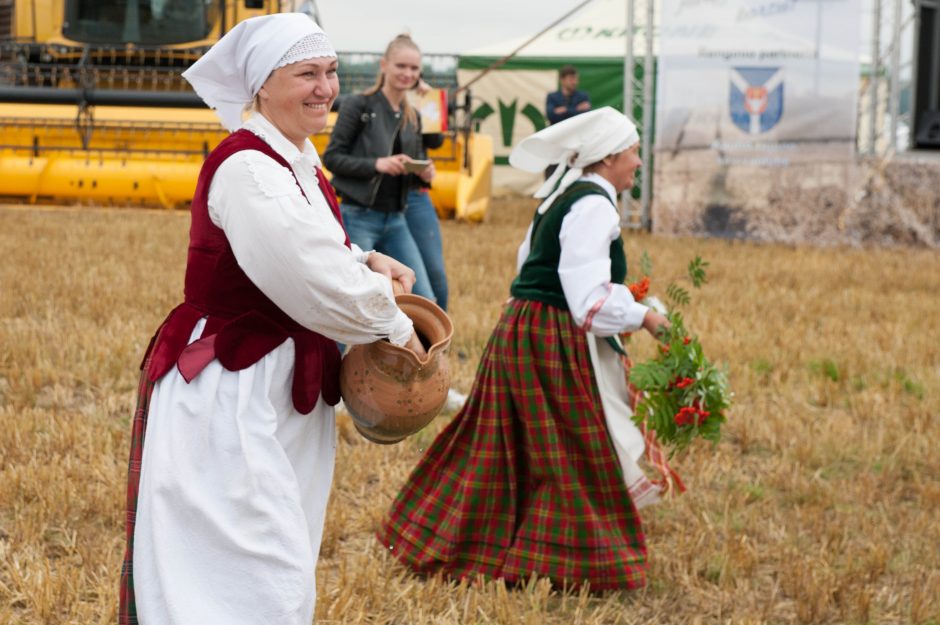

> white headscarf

[
  {"left": 509, "top": 106, "right": 639, "bottom": 213},
  {"left": 182, "top": 13, "right": 337, "bottom": 131}
]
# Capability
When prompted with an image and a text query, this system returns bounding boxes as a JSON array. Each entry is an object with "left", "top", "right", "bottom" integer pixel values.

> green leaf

[
  {"left": 630, "top": 362, "right": 672, "bottom": 390},
  {"left": 627, "top": 253, "right": 731, "bottom": 454},
  {"left": 666, "top": 283, "right": 690, "bottom": 308},
  {"left": 687, "top": 256, "right": 709, "bottom": 288},
  {"left": 639, "top": 250, "right": 653, "bottom": 277}
]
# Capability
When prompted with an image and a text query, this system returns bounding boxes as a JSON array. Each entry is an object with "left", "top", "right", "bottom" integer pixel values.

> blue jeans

[
  {"left": 340, "top": 200, "right": 435, "bottom": 301},
  {"left": 404, "top": 189, "right": 449, "bottom": 311}
]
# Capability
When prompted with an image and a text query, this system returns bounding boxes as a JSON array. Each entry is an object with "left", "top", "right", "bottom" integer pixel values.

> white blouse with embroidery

[
  {"left": 515, "top": 173, "right": 649, "bottom": 336},
  {"left": 133, "top": 112, "right": 417, "bottom": 625},
  {"left": 208, "top": 111, "right": 413, "bottom": 346}
]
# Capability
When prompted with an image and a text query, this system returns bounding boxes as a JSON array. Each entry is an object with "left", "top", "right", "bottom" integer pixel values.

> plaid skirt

[{"left": 377, "top": 299, "right": 647, "bottom": 590}]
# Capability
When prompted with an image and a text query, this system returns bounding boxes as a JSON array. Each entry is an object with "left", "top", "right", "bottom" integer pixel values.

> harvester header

[{"left": 0, "top": 0, "right": 492, "bottom": 220}]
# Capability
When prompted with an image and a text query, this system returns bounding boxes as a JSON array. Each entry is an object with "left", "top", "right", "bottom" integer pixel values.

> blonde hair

[{"left": 364, "top": 33, "right": 420, "bottom": 129}]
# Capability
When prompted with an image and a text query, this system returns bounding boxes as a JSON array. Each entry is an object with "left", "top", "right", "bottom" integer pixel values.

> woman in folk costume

[
  {"left": 118, "top": 14, "right": 426, "bottom": 625},
  {"left": 379, "top": 107, "right": 680, "bottom": 590}
]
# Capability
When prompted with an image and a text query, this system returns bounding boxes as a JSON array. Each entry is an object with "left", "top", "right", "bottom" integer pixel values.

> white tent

[
  {"left": 462, "top": 0, "right": 653, "bottom": 59},
  {"left": 457, "top": 0, "right": 655, "bottom": 193}
]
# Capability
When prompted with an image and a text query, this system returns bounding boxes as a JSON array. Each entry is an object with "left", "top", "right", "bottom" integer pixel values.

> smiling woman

[
  {"left": 257, "top": 56, "right": 339, "bottom": 150},
  {"left": 379, "top": 108, "right": 673, "bottom": 591},
  {"left": 117, "top": 13, "right": 426, "bottom": 625}
]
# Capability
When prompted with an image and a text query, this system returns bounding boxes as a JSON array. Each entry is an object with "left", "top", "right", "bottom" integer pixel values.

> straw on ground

[{"left": 0, "top": 201, "right": 937, "bottom": 624}]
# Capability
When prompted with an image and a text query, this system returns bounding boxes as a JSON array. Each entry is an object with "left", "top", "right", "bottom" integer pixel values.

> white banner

[
  {"left": 656, "top": 0, "right": 860, "bottom": 156},
  {"left": 653, "top": 0, "right": 862, "bottom": 237}
]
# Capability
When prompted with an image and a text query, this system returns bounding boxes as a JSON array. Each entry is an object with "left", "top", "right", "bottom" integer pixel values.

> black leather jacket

[{"left": 323, "top": 91, "right": 426, "bottom": 209}]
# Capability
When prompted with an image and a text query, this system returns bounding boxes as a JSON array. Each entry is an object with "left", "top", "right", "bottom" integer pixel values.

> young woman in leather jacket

[{"left": 323, "top": 34, "right": 437, "bottom": 302}]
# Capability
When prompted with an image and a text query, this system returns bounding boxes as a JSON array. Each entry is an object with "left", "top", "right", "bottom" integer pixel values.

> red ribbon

[{"left": 622, "top": 351, "right": 686, "bottom": 496}]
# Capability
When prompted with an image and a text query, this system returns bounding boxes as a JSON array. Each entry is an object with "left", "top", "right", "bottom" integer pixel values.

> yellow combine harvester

[{"left": 0, "top": 0, "right": 492, "bottom": 220}]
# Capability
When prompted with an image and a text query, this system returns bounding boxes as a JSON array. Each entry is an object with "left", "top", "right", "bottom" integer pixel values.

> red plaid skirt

[{"left": 378, "top": 299, "right": 647, "bottom": 590}]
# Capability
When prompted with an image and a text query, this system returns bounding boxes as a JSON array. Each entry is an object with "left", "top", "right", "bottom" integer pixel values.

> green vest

[{"left": 510, "top": 181, "right": 627, "bottom": 311}]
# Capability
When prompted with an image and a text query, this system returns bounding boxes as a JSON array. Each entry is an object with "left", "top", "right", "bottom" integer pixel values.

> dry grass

[{"left": 0, "top": 200, "right": 938, "bottom": 625}]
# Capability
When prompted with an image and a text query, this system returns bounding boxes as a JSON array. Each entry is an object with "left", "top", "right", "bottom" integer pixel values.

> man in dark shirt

[
  {"left": 545, "top": 65, "right": 591, "bottom": 125},
  {"left": 543, "top": 65, "right": 593, "bottom": 178}
]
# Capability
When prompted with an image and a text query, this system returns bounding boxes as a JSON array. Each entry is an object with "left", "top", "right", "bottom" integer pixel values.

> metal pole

[
  {"left": 888, "top": 0, "right": 902, "bottom": 152},
  {"left": 0, "top": 86, "right": 208, "bottom": 107},
  {"left": 625, "top": 0, "right": 634, "bottom": 116},
  {"left": 641, "top": 0, "right": 654, "bottom": 230},
  {"left": 814, "top": 0, "right": 822, "bottom": 95},
  {"left": 622, "top": 0, "right": 636, "bottom": 223},
  {"left": 869, "top": 0, "right": 882, "bottom": 154}
]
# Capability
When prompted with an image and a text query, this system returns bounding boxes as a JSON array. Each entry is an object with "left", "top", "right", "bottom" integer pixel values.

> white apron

[
  {"left": 586, "top": 334, "right": 661, "bottom": 509},
  {"left": 134, "top": 319, "right": 336, "bottom": 625}
]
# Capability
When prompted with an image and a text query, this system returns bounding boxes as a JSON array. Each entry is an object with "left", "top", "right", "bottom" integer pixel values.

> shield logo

[{"left": 730, "top": 67, "right": 784, "bottom": 134}]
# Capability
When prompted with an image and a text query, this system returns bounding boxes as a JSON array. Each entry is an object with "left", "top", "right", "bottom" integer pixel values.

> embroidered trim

[
  {"left": 244, "top": 123, "right": 273, "bottom": 146},
  {"left": 627, "top": 474, "right": 661, "bottom": 510},
  {"left": 273, "top": 33, "right": 336, "bottom": 70},
  {"left": 243, "top": 153, "right": 303, "bottom": 199},
  {"left": 244, "top": 122, "right": 305, "bottom": 166},
  {"left": 582, "top": 282, "right": 613, "bottom": 331}
]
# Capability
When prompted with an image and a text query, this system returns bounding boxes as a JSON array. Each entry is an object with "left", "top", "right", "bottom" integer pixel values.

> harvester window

[{"left": 63, "top": 0, "right": 217, "bottom": 45}]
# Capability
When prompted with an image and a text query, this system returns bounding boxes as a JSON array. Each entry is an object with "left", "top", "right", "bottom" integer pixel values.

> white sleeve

[
  {"left": 516, "top": 222, "right": 534, "bottom": 273},
  {"left": 207, "top": 150, "right": 413, "bottom": 346},
  {"left": 558, "top": 195, "right": 649, "bottom": 336},
  {"left": 351, "top": 244, "right": 373, "bottom": 263}
]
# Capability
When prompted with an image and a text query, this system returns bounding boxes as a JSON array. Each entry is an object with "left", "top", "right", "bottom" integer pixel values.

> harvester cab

[{"left": 0, "top": 0, "right": 492, "bottom": 220}]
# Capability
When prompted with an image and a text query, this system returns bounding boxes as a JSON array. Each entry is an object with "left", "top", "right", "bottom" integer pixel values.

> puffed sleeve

[
  {"left": 558, "top": 195, "right": 649, "bottom": 336},
  {"left": 207, "top": 149, "right": 413, "bottom": 346}
]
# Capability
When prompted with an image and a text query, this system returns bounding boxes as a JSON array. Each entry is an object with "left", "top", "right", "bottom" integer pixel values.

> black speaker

[{"left": 914, "top": 110, "right": 940, "bottom": 148}]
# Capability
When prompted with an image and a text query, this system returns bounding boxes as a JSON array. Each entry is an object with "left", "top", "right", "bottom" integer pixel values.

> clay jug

[{"left": 340, "top": 293, "right": 454, "bottom": 444}]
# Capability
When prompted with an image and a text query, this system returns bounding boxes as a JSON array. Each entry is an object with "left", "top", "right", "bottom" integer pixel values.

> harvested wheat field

[{"left": 0, "top": 199, "right": 938, "bottom": 625}]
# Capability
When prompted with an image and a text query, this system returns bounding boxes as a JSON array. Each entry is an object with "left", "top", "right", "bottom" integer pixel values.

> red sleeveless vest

[{"left": 142, "top": 129, "right": 349, "bottom": 413}]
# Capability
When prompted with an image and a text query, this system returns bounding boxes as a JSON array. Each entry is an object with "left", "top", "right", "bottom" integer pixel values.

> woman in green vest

[{"left": 379, "top": 107, "right": 670, "bottom": 590}]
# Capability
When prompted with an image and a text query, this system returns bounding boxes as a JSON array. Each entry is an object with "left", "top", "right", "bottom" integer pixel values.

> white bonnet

[
  {"left": 182, "top": 13, "right": 337, "bottom": 131},
  {"left": 509, "top": 106, "right": 639, "bottom": 208}
]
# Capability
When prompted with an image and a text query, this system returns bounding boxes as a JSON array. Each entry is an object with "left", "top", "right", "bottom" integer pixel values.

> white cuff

[{"left": 387, "top": 310, "right": 414, "bottom": 346}]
